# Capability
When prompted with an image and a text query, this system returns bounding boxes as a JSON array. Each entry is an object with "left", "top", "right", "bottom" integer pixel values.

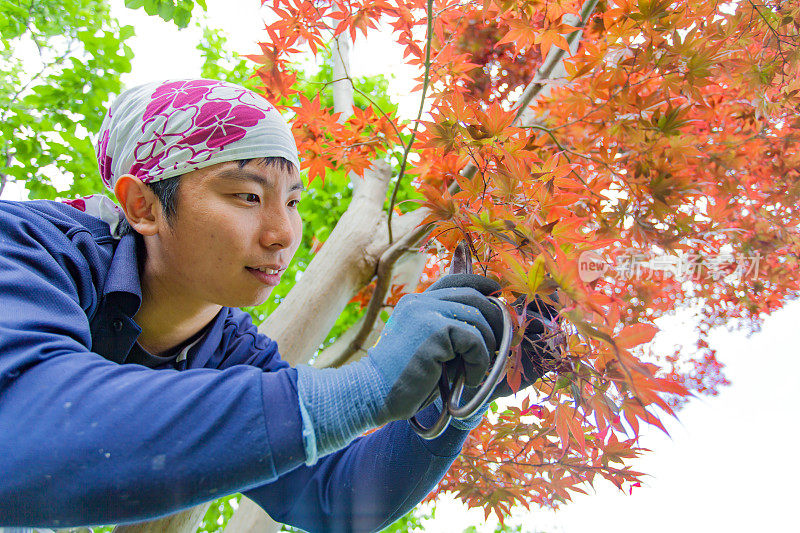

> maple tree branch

[
  {"left": 329, "top": 221, "right": 434, "bottom": 368},
  {"left": 512, "top": 0, "right": 600, "bottom": 122},
  {"left": 458, "top": 0, "right": 601, "bottom": 189},
  {"left": 547, "top": 72, "right": 665, "bottom": 133},
  {"left": 522, "top": 123, "right": 612, "bottom": 204},
  {"left": 747, "top": 0, "right": 796, "bottom": 79},
  {"left": 461, "top": 455, "right": 641, "bottom": 479},
  {"left": 341, "top": 137, "right": 383, "bottom": 149},
  {"left": 433, "top": 0, "right": 472, "bottom": 18},
  {"left": 386, "top": 0, "right": 435, "bottom": 244},
  {"left": 429, "top": 6, "right": 471, "bottom": 66},
  {"left": 339, "top": 0, "right": 601, "bottom": 361},
  {"left": 451, "top": 454, "right": 640, "bottom": 500},
  {"left": 299, "top": 72, "right": 406, "bottom": 161}
]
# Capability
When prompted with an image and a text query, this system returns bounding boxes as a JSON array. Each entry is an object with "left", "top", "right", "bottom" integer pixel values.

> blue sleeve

[
  {"left": 244, "top": 404, "right": 469, "bottom": 533},
  {"left": 0, "top": 207, "right": 306, "bottom": 527}
]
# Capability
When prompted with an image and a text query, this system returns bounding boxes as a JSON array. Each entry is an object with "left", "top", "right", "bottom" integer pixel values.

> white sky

[
  {"left": 107, "top": 0, "right": 419, "bottom": 115},
  {"left": 7, "top": 1, "right": 799, "bottom": 531}
]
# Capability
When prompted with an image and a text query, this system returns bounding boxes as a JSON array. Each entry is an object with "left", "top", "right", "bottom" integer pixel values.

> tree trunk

[
  {"left": 222, "top": 498, "right": 280, "bottom": 532},
  {"left": 111, "top": 505, "right": 208, "bottom": 533}
]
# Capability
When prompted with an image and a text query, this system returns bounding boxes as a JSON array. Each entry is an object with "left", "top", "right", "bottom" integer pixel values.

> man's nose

[{"left": 259, "top": 206, "right": 296, "bottom": 249}]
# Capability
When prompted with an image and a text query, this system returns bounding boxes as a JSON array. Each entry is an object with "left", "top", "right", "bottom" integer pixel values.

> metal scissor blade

[{"left": 448, "top": 239, "right": 473, "bottom": 275}]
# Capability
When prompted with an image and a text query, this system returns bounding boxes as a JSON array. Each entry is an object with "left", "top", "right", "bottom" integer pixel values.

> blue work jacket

[{"left": 0, "top": 199, "right": 470, "bottom": 532}]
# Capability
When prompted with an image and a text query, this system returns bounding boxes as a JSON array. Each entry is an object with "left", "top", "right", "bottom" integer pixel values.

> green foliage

[
  {"left": 124, "top": 0, "right": 206, "bottom": 29},
  {"left": 0, "top": 0, "right": 134, "bottom": 200},
  {"left": 380, "top": 505, "right": 434, "bottom": 531},
  {"left": 198, "top": 493, "right": 241, "bottom": 532},
  {"left": 196, "top": 21, "right": 253, "bottom": 87}
]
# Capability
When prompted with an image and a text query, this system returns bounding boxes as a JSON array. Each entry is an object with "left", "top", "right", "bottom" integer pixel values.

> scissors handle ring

[
  {"left": 408, "top": 370, "right": 456, "bottom": 440},
  {"left": 410, "top": 295, "right": 513, "bottom": 439}
]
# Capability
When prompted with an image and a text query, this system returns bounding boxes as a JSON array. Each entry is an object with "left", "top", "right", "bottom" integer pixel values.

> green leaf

[
  {"left": 119, "top": 24, "right": 135, "bottom": 40},
  {"left": 0, "top": 0, "right": 133, "bottom": 200},
  {"left": 173, "top": 4, "right": 192, "bottom": 28},
  {"left": 143, "top": 0, "right": 159, "bottom": 16},
  {"left": 157, "top": 0, "right": 176, "bottom": 21}
]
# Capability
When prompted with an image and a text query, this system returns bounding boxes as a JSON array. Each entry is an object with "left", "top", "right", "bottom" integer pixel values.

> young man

[{"left": 0, "top": 80, "right": 549, "bottom": 532}]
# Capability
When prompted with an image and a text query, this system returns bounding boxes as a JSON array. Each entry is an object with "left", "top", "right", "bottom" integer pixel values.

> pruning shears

[{"left": 409, "top": 240, "right": 515, "bottom": 440}]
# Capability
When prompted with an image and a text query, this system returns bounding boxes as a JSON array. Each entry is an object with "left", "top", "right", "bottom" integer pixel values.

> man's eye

[
  {"left": 236, "top": 193, "right": 260, "bottom": 203},
  {"left": 288, "top": 199, "right": 300, "bottom": 208}
]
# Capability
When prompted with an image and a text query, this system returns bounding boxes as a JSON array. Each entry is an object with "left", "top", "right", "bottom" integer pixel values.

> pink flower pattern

[
  {"left": 63, "top": 197, "right": 87, "bottom": 211},
  {"left": 75, "top": 79, "right": 295, "bottom": 239},
  {"left": 182, "top": 102, "right": 266, "bottom": 148},
  {"left": 97, "top": 130, "right": 112, "bottom": 187},
  {"left": 142, "top": 80, "right": 216, "bottom": 122}
]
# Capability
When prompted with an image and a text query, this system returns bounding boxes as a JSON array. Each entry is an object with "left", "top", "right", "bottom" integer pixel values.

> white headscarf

[{"left": 96, "top": 79, "right": 300, "bottom": 189}]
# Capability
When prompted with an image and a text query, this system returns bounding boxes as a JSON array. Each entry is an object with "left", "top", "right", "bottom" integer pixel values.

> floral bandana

[{"left": 65, "top": 79, "right": 300, "bottom": 236}]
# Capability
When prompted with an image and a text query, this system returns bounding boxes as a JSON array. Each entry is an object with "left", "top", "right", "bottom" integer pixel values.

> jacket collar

[
  {"left": 90, "top": 232, "right": 143, "bottom": 364},
  {"left": 101, "top": 231, "right": 143, "bottom": 317}
]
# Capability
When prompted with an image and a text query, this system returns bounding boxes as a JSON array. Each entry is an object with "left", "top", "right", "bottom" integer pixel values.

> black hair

[
  {"left": 117, "top": 177, "right": 181, "bottom": 237},
  {"left": 238, "top": 156, "right": 296, "bottom": 174},
  {"left": 117, "top": 156, "right": 296, "bottom": 237}
]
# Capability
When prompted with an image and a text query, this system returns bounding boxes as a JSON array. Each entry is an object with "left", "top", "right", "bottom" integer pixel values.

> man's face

[{"left": 148, "top": 159, "right": 304, "bottom": 309}]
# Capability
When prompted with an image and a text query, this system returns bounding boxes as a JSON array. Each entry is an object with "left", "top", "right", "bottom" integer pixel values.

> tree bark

[
  {"left": 331, "top": 32, "right": 354, "bottom": 119},
  {"left": 222, "top": 498, "right": 280, "bottom": 532},
  {"left": 111, "top": 505, "right": 208, "bottom": 533}
]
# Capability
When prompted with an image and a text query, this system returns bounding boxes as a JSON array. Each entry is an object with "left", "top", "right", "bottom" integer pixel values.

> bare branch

[
  {"left": 386, "top": 0, "right": 436, "bottom": 242},
  {"left": 331, "top": 32, "right": 354, "bottom": 120},
  {"left": 328, "top": 219, "right": 433, "bottom": 368}
]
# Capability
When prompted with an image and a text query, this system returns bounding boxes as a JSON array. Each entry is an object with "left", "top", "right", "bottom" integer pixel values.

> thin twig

[
  {"left": 386, "top": 0, "right": 436, "bottom": 244},
  {"left": 328, "top": 221, "right": 435, "bottom": 368},
  {"left": 0, "top": 43, "right": 76, "bottom": 122}
]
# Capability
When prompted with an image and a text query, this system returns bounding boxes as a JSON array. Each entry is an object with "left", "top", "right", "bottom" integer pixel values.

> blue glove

[
  {"left": 296, "top": 274, "right": 502, "bottom": 464},
  {"left": 433, "top": 286, "right": 562, "bottom": 431},
  {"left": 487, "top": 292, "right": 561, "bottom": 401}
]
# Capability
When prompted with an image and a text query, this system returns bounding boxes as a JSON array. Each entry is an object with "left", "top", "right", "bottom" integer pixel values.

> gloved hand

[
  {"left": 443, "top": 289, "right": 562, "bottom": 430},
  {"left": 295, "top": 274, "right": 503, "bottom": 464},
  {"left": 488, "top": 292, "right": 561, "bottom": 401},
  {"left": 368, "top": 273, "right": 504, "bottom": 421},
  {"left": 425, "top": 275, "right": 561, "bottom": 402}
]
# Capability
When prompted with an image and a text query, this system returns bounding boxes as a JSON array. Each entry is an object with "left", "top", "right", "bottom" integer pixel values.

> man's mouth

[
  {"left": 250, "top": 266, "right": 281, "bottom": 275},
  {"left": 245, "top": 265, "right": 285, "bottom": 286}
]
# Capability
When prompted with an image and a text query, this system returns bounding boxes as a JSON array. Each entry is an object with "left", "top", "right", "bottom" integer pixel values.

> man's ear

[{"left": 114, "top": 175, "right": 162, "bottom": 236}]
